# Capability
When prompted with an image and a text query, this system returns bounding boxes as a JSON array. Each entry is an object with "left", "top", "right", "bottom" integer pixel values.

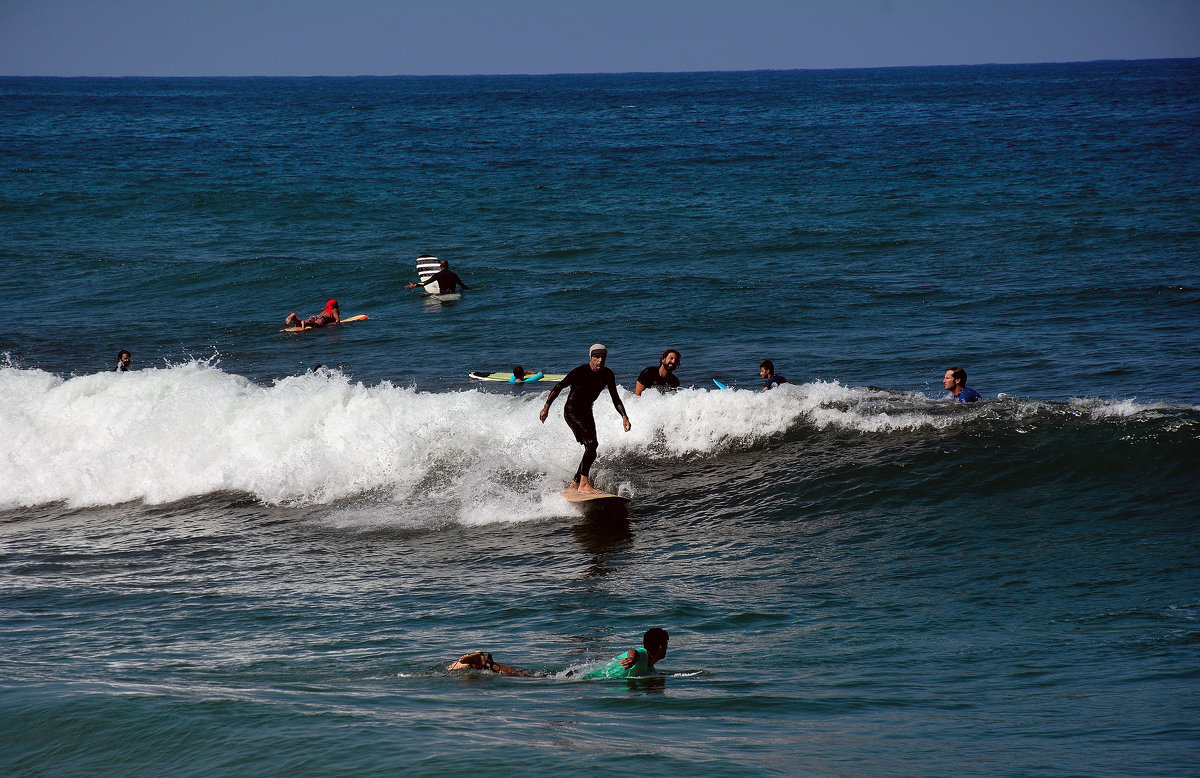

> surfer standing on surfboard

[{"left": 539, "top": 344, "right": 631, "bottom": 495}]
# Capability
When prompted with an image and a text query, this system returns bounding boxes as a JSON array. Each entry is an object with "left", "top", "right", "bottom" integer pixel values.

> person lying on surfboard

[
  {"left": 284, "top": 299, "right": 340, "bottom": 330},
  {"left": 448, "top": 629, "right": 669, "bottom": 680},
  {"left": 509, "top": 365, "right": 544, "bottom": 384},
  {"left": 539, "top": 344, "right": 631, "bottom": 495},
  {"left": 406, "top": 259, "right": 469, "bottom": 295}
]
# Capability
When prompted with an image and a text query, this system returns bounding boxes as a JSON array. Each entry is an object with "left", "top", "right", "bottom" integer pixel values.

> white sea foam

[
  {"left": 0, "top": 363, "right": 1174, "bottom": 515},
  {"left": 1066, "top": 396, "right": 1172, "bottom": 418}
]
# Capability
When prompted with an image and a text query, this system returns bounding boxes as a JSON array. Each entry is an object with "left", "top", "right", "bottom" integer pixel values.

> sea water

[{"left": 1, "top": 61, "right": 1198, "bottom": 775}]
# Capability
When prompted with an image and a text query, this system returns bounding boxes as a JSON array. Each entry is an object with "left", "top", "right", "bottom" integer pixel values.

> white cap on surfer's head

[{"left": 589, "top": 343, "right": 607, "bottom": 357}]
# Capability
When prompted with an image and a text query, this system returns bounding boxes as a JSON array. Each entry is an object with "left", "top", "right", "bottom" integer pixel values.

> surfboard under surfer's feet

[{"left": 571, "top": 477, "right": 605, "bottom": 495}]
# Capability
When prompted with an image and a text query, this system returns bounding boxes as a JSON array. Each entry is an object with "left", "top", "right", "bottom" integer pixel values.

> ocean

[{"left": 1, "top": 59, "right": 1198, "bottom": 775}]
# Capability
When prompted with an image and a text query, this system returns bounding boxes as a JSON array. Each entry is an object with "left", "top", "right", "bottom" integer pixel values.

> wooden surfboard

[
  {"left": 280, "top": 312, "right": 364, "bottom": 331},
  {"left": 563, "top": 487, "right": 628, "bottom": 504}
]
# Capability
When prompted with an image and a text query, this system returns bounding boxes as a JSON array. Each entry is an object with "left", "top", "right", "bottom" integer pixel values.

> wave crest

[{"left": 1, "top": 364, "right": 1191, "bottom": 514}]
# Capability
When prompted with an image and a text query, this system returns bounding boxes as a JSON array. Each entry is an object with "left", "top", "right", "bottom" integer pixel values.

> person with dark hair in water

[
  {"left": 509, "top": 365, "right": 544, "bottom": 384},
  {"left": 760, "top": 359, "right": 788, "bottom": 391},
  {"left": 539, "top": 344, "right": 631, "bottom": 494},
  {"left": 285, "top": 299, "right": 340, "bottom": 330},
  {"left": 580, "top": 628, "right": 670, "bottom": 679},
  {"left": 634, "top": 349, "right": 681, "bottom": 395},
  {"left": 943, "top": 366, "right": 981, "bottom": 403},
  {"left": 406, "top": 259, "right": 469, "bottom": 295},
  {"left": 116, "top": 350, "right": 132, "bottom": 372},
  {"left": 447, "top": 628, "right": 670, "bottom": 679}
]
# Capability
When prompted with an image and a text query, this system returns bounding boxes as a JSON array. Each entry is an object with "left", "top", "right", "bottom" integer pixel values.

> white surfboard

[{"left": 416, "top": 254, "right": 442, "bottom": 294}]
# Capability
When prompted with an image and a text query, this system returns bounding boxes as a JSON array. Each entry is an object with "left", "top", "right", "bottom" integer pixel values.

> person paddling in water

[
  {"left": 578, "top": 628, "right": 669, "bottom": 679},
  {"left": 447, "top": 628, "right": 669, "bottom": 679},
  {"left": 285, "top": 299, "right": 340, "bottom": 330},
  {"left": 539, "top": 343, "right": 631, "bottom": 494},
  {"left": 510, "top": 365, "right": 544, "bottom": 384}
]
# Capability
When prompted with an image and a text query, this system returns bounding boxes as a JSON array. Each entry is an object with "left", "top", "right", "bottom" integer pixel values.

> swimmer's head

[
  {"left": 944, "top": 366, "right": 967, "bottom": 391},
  {"left": 643, "top": 627, "right": 669, "bottom": 663}
]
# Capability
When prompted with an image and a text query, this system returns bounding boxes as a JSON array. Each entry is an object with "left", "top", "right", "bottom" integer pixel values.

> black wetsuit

[
  {"left": 545, "top": 364, "right": 626, "bottom": 481},
  {"left": 636, "top": 365, "right": 680, "bottom": 392},
  {"left": 425, "top": 269, "right": 468, "bottom": 293}
]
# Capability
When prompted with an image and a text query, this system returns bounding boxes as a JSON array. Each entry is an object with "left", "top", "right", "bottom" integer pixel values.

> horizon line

[{"left": 3, "top": 56, "right": 1196, "bottom": 80}]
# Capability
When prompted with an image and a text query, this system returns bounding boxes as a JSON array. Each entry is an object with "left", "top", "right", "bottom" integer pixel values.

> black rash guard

[
  {"left": 425, "top": 269, "right": 468, "bottom": 293},
  {"left": 545, "top": 364, "right": 626, "bottom": 418},
  {"left": 636, "top": 365, "right": 680, "bottom": 392}
]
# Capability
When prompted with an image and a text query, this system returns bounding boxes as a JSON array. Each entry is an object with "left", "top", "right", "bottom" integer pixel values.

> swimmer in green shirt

[
  {"left": 446, "top": 628, "right": 669, "bottom": 679},
  {"left": 580, "top": 628, "right": 669, "bottom": 679}
]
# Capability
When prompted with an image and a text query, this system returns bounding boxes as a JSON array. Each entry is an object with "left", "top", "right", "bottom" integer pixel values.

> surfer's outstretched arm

[{"left": 605, "top": 373, "right": 631, "bottom": 431}]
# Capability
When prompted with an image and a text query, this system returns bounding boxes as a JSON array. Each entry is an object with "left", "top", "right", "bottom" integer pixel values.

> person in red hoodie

[{"left": 285, "top": 299, "right": 340, "bottom": 330}]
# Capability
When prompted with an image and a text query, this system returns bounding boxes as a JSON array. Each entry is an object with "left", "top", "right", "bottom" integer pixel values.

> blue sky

[{"left": 1, "top": 0, "right": 1197, "bottom": 76}]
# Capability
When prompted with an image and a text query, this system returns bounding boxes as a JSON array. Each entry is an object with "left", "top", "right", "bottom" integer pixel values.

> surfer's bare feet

[
  {"left": 576, "top": 478, "right": 602, "bottom": 494},
  {"left": 448, "top": 650, "right": 487, "bottom": 671}
]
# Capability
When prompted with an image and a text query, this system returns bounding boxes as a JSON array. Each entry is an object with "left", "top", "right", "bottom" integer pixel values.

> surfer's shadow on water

[{"left": 569, "top": 515, "right": 634, "bottom": 575}]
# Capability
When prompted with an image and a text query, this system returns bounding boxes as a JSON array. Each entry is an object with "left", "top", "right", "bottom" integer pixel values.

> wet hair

[
  {"left": 117, "top": 350, "right": 131, "bottom": 360},
  {"left": 660, "top": 349, "right": 680, "bottom": 364},
  {"left": 513, "top": 365, "right": 526, "bottom": 379},
  {"left": 948, "top": 366, "right": 967, "bottom": 385},
  {"left": 759, "top": 359, "right": 775, "bottom": 374},
  {"left": 643, "top": 627, "right": 669, "bottom": 653}
]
